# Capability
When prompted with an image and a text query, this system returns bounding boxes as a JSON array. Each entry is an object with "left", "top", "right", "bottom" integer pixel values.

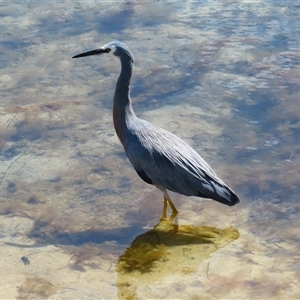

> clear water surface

[{"left": 0, "top": 1, "right": 299, "bottom": 299}]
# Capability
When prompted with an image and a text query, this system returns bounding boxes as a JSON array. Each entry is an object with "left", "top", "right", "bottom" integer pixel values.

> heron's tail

[
  {"left": 197, "top": 181, "right": 240, "bottom": 207},
  {"left": 218, "top": 188, "right": 240, "bottom": 206}
]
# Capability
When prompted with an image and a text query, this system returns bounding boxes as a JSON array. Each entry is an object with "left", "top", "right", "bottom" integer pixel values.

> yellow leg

[
  {"left": 153, "top": 183, "right": 179, "bottom": 221},
  {"left": 164, "top": 191, "right": 179, "bottom": 220},
  {"left": 160, "top": 196, "right": 168, "bottom": 220}
]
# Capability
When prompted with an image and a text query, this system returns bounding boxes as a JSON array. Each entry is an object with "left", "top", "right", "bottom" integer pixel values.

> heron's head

[{"left": 72, "top": 41, "right": 134, "bottom": 63}]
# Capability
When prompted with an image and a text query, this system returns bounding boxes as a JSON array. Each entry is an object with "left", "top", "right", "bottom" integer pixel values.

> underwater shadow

[
  {"left": 26, "top": 220, "right": 145, "bottom": 246},
  {"left": 116, "top": 218, "right": 239, "bottom": 299}
]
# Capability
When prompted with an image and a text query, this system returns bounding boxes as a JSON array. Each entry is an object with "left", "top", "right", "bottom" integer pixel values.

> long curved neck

[{"left": 113, "top": 55, "right": 136, "bottom": 145}]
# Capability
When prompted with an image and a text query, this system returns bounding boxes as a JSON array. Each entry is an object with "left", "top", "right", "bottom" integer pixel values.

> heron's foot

[
  {"left": 167, "top": 199, "right": 179, "bottom": 219},
  {"left": 160, "top": 194, "right": 179, "bottom": 221},
  {"left": 160, "top": 212, "right": 167, "bottom": 221},
  {"left": 160, "top": 210, "right": 178, "bottom": 222},
  {"left": 169, "top": 210, "right": 178, "bottom": 222}
]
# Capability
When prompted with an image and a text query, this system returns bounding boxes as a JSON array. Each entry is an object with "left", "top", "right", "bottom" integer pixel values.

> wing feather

[{"left": 124, "top": 119, "right": 239, "bottom": 206}]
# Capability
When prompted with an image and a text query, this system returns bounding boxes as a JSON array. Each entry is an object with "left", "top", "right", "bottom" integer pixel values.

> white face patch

[
  {"left": 99, "top": 41, "right": 134, "bottom": 61},
  {"left": 102, "top": 42, "right": 117, "bottom": 54},
  {"left": 110, "top": 45, "right": 117, "bottom": 54}
]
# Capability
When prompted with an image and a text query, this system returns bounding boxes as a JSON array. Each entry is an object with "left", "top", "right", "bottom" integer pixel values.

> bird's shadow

[
  {"left": 116, "top": 218, "right": 240, "bottom": 299},
  {"left": 26, "top": 218, "right": 145, "bottom": 247},
  {"left": 6, "top": 206, "right": 239, "bottom": 296},
  {"left": 6, "top": 212, "right": 239, "bottom": 300}
]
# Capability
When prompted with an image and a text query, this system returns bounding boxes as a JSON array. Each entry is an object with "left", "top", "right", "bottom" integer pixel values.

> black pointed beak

[{"left": 72, "top": 48, "right": 111, "bottom": 58}]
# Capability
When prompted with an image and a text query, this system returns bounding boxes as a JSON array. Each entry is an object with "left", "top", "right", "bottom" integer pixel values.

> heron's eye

[{"left": 104, "top": 48, "right": 111, "bottom": 53}]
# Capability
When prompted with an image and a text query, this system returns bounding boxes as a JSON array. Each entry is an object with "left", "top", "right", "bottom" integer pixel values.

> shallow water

[{"left": 0, "top": 1, "right": 299, "bottom": 299}]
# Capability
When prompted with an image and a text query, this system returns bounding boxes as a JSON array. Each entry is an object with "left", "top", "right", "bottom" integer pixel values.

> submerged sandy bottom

[
  {"left": 1, "top": 0, "right": 300, "bottom": 299},
  {"left": 0, "top": 102, "right": 299, "bottom": 299},
  {"left": 1, "top": 193, "right": 299, "bottom": 299}
]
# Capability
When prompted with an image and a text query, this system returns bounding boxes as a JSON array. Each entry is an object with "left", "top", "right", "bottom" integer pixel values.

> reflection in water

[{"left": 116, "top": 218, "right": 239, "bottom": 299}]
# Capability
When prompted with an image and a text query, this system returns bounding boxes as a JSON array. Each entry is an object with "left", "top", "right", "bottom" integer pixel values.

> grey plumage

[{"left": 73, "top": 41, "right": 239, "bottom": 219}]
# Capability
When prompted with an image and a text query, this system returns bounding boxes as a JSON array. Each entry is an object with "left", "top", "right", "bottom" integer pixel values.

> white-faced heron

[{"left": 73, "top": 41, "right": 239, "bottom": 220}]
